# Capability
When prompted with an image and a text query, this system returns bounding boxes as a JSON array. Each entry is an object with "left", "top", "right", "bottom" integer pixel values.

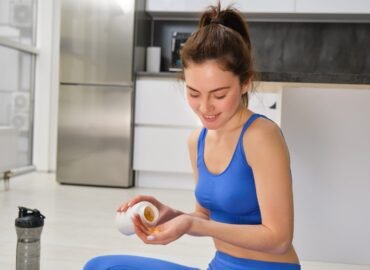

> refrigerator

[{"left": 57, "top": 0, "right": 147, "bottom": 187}]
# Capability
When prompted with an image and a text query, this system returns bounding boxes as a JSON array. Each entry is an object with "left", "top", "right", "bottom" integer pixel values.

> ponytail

[
  {"left": 198, "top": 2, "right": 251, "bottom": 51},
  {"left": 181, "top": 2, "right": 255, "bottom": 107}
]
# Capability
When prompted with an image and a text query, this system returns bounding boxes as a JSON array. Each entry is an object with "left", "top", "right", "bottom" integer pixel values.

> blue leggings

[{"left": 83, "top": 251, "right": 301, "bottom": 270}]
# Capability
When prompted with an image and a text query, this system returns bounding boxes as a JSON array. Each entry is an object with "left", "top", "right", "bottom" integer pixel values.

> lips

[{"left": 202, "top": 113, "right": 220, "bottom": 122}]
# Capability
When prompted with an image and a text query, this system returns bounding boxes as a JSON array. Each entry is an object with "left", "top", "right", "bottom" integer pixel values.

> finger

[
  {"left": 145, "top": 231, "right": 171, "bottom": 245},
  {"left": 132, "top": 215, "right": 151, "bottom": 235},
  {"left": 117, "top": 195, "right": 156, "bottom": 212},
  {"left": 133, "top": 223, "right": 150, "bottom": 243},
  {"left": 117, "top": 201, "right": 131, "bottom": 212},
  {"left": 144, "top": 225, "right": 174, "bottom": 245},
  {"left": 131, "top": 195, "right": 156, "bottom": 205},
  {"left": 132, "top": 217, "right": 154, "bottom": 243}
]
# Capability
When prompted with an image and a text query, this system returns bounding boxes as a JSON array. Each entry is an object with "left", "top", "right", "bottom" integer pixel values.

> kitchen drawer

[
  {"left": 135, "top": 78, "right": 200, "bottom": 127},
  {"left": 133, "top": 126, "right": 194, "bottom": 173}
]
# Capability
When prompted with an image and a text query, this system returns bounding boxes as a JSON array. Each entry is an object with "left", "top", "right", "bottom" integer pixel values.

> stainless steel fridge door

[
  {"left": 57, "top": 85, "right": 133, "bottom": 187},
  {"left": 60, "top": 0, "right": 135, "bottom": 84}
]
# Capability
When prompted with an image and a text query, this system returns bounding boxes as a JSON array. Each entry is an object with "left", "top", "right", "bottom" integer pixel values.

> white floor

[{"left": 1, "top": 172, "right": 369, "bottom": 270}]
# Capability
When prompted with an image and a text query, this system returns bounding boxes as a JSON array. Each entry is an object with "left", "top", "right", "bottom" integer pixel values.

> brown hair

[{"left": 180, "top": 2, "right": 255, "bottom": 107}]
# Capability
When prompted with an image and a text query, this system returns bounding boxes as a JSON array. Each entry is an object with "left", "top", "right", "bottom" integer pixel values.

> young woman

[{"left": 84, "top": 3, "right": 300, "bottom": 270}]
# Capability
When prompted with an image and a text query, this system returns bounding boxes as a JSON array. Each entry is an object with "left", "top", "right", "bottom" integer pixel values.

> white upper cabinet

[
  {"left": 232, "top": 0, "right": 295, "bottom": 13},
  {"left": 145, "top": 0, "right": 295, "bottom": 14},
  {"left": 147, "top": 0, "right": 370, "bottom": 15},
  {"left": 145, "top": 0, "right": 214, "bottom": 12},
  {"left": 135, "top": 78, "right": 200, "bottom": 127},
  {"left": 295, "top": 0, "right": 370, "bottom": 14}
]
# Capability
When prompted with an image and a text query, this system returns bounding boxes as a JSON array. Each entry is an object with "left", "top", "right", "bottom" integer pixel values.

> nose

[{"left": 199, "top": 97, "right": 214, "bottom": 113}]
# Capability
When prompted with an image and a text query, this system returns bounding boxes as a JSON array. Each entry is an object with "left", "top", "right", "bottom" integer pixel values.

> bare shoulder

[
  {"left": 243, "top": 117, "right": 289, "bottom": 164},
  {"left": 188, "top": 127, "right": 203, "bottom": 149},
  {"left": 243, "top": 117, "right": 284, "bottom": 146}
]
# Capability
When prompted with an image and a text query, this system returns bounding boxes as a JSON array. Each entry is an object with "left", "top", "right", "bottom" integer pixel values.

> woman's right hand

[{"left": 116, "top": 195, "right": 183, "bottom": 224}]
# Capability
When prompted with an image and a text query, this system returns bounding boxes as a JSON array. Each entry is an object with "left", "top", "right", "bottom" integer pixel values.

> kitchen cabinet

[
  {"left": 134, "top": 77, "right": 198, "bottom": 174},
  {"left": 145, "top": 0, "right": 216, "bottom": 13},
  {"left": 249, "top": 90, "right": 282, "bottom": 126},
  {"left": 145, "top": 0, "right": 295, "bottom": 14},
  {"left": 147, "top": 0, "right": 370, "bottom": 16},
  {"left": 133, "top": 126, "right": 193, "bottom": 173},
  {"left": 295, "top": 0, "right": 370, "bottom": 14},
  {"left": 232, "top": 0, "right": 295, "bottom": 13},
  {"left": 134, "top": 77, "right": 200, "bottom": 189},
  {"left": 135, "top": 78, "right": 199, "bottom": 127}
]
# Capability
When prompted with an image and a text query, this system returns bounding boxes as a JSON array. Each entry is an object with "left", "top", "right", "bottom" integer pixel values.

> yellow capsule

[{"left": 144, "top": 206, "right": 155, "bottom": 222}]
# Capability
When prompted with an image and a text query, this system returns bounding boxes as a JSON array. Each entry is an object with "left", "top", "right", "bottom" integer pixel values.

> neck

[{"left": 212, "top": 107, "right": 252, "bottom": 138}]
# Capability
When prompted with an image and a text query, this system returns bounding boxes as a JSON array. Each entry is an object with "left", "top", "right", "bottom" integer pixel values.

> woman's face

[{"left": 184, "top": 60, "right": 248, "bottom": 130}]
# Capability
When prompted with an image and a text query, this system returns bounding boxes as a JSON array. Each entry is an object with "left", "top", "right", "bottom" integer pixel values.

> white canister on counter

[
  {"left": 116, "top": 201, "right": 159, "bottom": 235},
  {"left": 146, "top": 46, "right": 161, "bottom": 73}
]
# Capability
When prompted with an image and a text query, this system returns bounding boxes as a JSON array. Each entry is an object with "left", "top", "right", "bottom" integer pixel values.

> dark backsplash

[
  {"left": 250, "top": 22, "right": 370, "bottom": 83},
  {"left": 152, "top": 20, "right": 370, "bottom": 84}
]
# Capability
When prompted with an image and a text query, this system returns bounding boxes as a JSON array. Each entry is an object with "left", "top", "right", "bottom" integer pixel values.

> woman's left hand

[{"left": 132, "top": 214, "right": 192, "bottom": 245}]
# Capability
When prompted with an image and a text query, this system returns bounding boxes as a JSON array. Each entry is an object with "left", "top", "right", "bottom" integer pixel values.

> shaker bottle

[{"left": 15, "top": 206, "right": 45, "bottom": 270}]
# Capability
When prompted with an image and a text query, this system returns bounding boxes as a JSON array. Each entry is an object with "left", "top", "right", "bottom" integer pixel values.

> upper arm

[
  {"left": 188, "top": 128, "right": 210, "bottom": 217},
  {"left": 187, "top": 128, "right": 201, "bottom": 182},
  {"left": 244, "top": 119, "right": 294, "bottom": 243}
]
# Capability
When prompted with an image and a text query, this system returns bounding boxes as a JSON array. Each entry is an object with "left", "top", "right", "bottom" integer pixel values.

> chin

[{"left": 201, "top": 120, "right": 221, "bottom": 130}]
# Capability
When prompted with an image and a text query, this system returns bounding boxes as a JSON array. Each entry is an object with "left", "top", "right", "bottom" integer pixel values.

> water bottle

[{"left": 15, "top": 206, "right": 45, "bottom": 270}]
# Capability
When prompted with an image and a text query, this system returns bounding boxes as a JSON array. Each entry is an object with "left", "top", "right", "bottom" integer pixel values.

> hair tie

[{"left": 210, "top": 17, "right": 223, "bottom": 25}]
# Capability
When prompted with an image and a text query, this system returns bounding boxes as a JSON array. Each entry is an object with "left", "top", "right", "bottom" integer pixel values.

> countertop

[{"left": 136, "top": 71, "right": 370, "bottom": 89}]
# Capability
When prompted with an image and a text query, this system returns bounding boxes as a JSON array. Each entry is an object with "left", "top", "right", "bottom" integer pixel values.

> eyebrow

[{"left": 186, "top": 85, "right": 230, "bottom": 93}]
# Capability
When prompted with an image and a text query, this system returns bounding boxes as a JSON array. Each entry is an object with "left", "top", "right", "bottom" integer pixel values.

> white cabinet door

[
  {"left": 133, "top": 126, "right": 194, "bottom": 173},
  {"left": 135, "top": 78, "right": 200, "bottom": 127},
  {"left": 296, "top": 0, "right": 370, "bottom": 14},
  {"left": 145, "top": 0, "right": 213, "bottom": 12},
  {"left": 248, "top": 91, "right": 282, "bottom": 126},
  {"left": 146, "top": 0, "right": 295, "bottom": 13},
  {"left": 235, "top": 0, "right": 295, "bottom": 13}
]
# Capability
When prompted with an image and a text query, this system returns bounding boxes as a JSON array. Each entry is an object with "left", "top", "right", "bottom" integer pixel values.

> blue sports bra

[{"left": 195, "top": 114, "right": 265, "bottom": 225}]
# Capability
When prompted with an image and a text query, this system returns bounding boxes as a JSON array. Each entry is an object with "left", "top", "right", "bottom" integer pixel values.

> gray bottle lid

[{"left": 15, "top": 206, "right": 45, "bottom": 228}]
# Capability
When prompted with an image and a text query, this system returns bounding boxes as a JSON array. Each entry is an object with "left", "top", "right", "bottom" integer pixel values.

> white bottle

[{"left": 116, "top": 201, "right": 159, "bottom": 235}]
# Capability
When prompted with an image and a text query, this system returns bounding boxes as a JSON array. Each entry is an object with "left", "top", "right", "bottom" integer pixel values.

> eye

[
  {"left": 214, "top": 95, "right": 226, "bottom": 99},
  {"left": 187, "top": 90, "right": 200, "bottom": 98}
]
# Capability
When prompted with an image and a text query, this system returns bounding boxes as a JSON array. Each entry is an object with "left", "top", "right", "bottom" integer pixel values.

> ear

[{"left": 241, "top": 80, "right": 251, "bottom": 95}]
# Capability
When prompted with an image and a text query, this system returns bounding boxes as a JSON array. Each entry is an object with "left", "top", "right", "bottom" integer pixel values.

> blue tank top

[{"left": 195, "top": 114, "right": 265, "bottom": 225}]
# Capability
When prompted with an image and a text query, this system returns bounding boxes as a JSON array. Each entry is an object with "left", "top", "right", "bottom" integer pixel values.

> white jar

[
  {"left": 116, "top": 201, "right": 159, "bottom": 235},
  {"left": 146, "top": 47, "right": 161, "bottom": 73}
]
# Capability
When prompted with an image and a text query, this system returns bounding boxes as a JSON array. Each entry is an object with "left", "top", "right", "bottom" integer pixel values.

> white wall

[
  {"left": 32, "top": 0, "right": 60, "bottom": 172},
  {"left": 281, "top": 87, "right": 370, "bottom": 265}
]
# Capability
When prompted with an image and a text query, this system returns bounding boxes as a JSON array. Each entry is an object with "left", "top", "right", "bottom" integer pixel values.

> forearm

[
  {"left": 188, "top": 217, "right": 290, "bottom": 254},
  {"left": 161, "top": 207, "right": 184, "bottom": 223},
  {"left": 188, "top": 211, "right": 209, "bottom": 220},
  {"left": 162, "top": 208, "right": 208, "bottom": 224}
]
